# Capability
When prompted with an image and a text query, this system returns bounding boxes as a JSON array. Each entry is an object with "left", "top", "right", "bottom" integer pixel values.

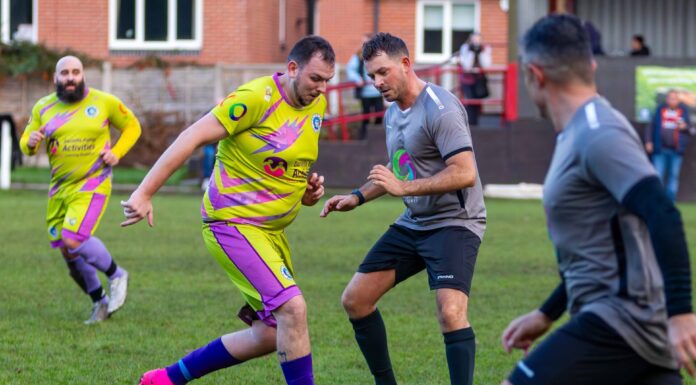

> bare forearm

[
  {"left": 402, "top": 164, "right": 475, "bottom": 196},
  {"left": 356, "top": 180, "right": 387, "bottom": 203},
  {"left": 135, "top": 130, "right": 199, "bottom": 198}
]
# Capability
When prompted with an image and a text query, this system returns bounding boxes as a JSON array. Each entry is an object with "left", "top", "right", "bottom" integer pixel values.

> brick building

[{"left": 4, "top": 0, "right": 509, "bottom": 67}]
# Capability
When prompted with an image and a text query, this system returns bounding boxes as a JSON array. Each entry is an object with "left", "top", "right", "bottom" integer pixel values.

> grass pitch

[{"left": 1, "top": 190, "right": 695, "bottom": 385}]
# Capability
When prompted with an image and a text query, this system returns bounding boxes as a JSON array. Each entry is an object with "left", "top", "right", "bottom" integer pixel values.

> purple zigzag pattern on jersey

[
  {"left": 40, "top": 101, "right": 59, "bottom": 116},
  {"left": 50, "top": 164, "right": 62, "bottom": 178},
  {"left": 80, "top": 166, "right": 112, "bottom": 192},
  {"left": 43, "top": 109, "right": 79, "bottom": 137},
  {"left": 252, "top": 116, "right": 307, "bottom": 154},
  {"left": 49, "top": 172, "right": 74, "bottom": 197},
  {"left": 219, "top": 163, "right": 261, "bottom": 188},
  {"left": 207, "top": 177, "right": 292, "bottom": 211},
  {"left": 258, "top": 99, "right": 283, "bottom": 124},
  {"left": 79, "top": 143, "right": 113, "bottom": 192},
  {"left": 101, "top": 119, "right": 110, "bottom": 128},
  {"left": 228, "top": 202, "right": 300, "bottom": 226}
]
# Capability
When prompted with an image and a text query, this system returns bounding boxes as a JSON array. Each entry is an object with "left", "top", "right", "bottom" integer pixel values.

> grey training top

[
  {"left": 543, "top": 96, "right": 675, "bottom": 369},
  {"left": 384, "top": 83, "right": 486, "bottom": 239}
]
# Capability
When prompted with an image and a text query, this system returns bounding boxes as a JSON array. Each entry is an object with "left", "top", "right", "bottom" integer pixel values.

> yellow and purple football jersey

[
  {"left": 20, "top": 87, "right": 139, "bottom": 198},
  {"left": 204, "top": 73, "right": 326, "bottom": 231}
]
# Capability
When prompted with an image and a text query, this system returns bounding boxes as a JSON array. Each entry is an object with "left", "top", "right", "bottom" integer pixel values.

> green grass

[
  {"left": 10, "top": 166, "right": 189, "bottom": 185},
  {"left": 1, "top": 191, "right": 696, "bottom": 385}
]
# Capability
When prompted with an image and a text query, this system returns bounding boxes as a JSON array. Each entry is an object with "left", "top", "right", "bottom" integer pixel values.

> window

[
  {"left": 416, "top": 0, "right": 479, "bottom": 63},
  {"left": 1, "top": 0, "right": 37, "bottom": 43},
  {"left": 109, "top": 0, "right": 202, "bottom": 50}
]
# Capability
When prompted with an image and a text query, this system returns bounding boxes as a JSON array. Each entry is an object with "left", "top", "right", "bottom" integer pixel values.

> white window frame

[
  {"left": 0, "top": 0, "right": 38, "bottom": 43},
  {"left": 415, "top": 0, "right": 480, "bottom": 63},
  {"left": 109, "top": 0, "right": 203, "bottom": 50}
]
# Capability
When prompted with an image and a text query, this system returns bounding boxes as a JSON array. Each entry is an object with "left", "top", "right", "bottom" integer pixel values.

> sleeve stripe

[{"left": 443, "top": 147, "right": 472, "bottom": 161}]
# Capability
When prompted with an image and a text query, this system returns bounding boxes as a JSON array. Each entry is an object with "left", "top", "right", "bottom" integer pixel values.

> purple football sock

[
  {"left": 165, "top": 338, "right": 242, "bottom": 385},
  {"left": 64, "top": 256, "right": 101, "bottom": 294},
  {"left": 280, "top": 354, "right": 314, "bottom": 385},
  {"left": 69, "top": 237, "right": 123, "bottom": 279}
]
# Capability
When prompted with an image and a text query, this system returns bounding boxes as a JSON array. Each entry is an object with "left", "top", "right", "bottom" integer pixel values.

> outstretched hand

[
  {"left": 320, "top": 194, "right": 359, "bottom": 217},
  {"left": 669, "top": 313, "right": 696, "bottom": 376},
  {"left": 120, "top": 191, "right": 154, "bottom": 227},
  {"left": 501, "top": 310, "right": 553, "bottom": 355}
]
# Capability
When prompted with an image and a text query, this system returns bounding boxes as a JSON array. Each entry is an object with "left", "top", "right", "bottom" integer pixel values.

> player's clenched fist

[{"left": 27, "top": 128, "right": 45, "bottom": 149}]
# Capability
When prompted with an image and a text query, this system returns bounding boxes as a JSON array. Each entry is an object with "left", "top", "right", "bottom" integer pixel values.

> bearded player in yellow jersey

[
  {"left": 121, "top": 36, "right": 335, "bottom": 385},
  {"left": 20, "top": 56, "right": 141, "bottom": 324}
]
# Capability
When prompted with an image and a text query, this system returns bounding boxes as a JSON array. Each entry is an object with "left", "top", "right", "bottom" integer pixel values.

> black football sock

[
  {"left": 444, "top": 327, "right": 475, "bottom": 385},
  {"left": 350, "top": 309, "right": 397, "bottom": 385}
]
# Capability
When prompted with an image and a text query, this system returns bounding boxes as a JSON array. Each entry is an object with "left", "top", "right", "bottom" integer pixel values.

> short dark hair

[
  {"left": 633, "top": 34, "right": 645, "bottom": 44},
  {"left": 521, "top": 14, "right": 594, "bottom": 85},
  {"left": 288, "top": 35, "right": 336, "bottom": 67},
  {"left": 362, "top": 32, "right": 410, "bottom": 62}
]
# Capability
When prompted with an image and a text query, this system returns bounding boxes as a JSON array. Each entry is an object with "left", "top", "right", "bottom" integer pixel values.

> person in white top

[{"left": 458, "top": 33, "right": 491, "bottom": 126}]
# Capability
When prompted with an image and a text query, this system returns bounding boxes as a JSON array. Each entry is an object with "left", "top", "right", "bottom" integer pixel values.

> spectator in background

[
  {"left": 645, "top": 89, "right": 691, "bottom": 201},
  {"left": 630, "top": 35, "right": 651, "bottom": 56},
  {"left": 583, "top": 21, "right": 605, "bottom": 56},
  {"left": 347, "top": 33, "right": 384, "bottom": 139},
  {"left": 459, "top": 33, "right": 491, "bottom": 126}
]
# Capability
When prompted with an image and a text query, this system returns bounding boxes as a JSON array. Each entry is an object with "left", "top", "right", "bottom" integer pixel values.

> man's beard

[
  {"left": 292, "top": 79, "right": 310, "bottom": 107},
  {"left": 56, "top": 80, "right": 86, "bottom": 103}
]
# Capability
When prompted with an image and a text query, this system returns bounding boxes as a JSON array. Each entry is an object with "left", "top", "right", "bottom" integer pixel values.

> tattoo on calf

[{"left": 278, "top": 350, "right": 288, "bottom": 362}]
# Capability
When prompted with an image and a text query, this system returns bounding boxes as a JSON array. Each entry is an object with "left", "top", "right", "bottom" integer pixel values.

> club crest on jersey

[
  {"left": 229, "top": 103, "right": 247, "bottom": 121},
  {"left": 312, "top": 113, "right": 322, "bottom": 133},
  {"left": 86, "top": 106, "right": 98, "bottom": 117},
  {"left": 68, "top": 217, "right": 77, "bottom": 226},
  {"left": 392, "top": 149, "right": 416, "bottom": 181},
  {"left": 48, "top": 138, "right": 60, "bottom": 155},
  {"left": 263, "top": 156, "right": 288, "bottom": 177},
  {"left": 280, "top": 266, "right": 294, "bottom": 281}
]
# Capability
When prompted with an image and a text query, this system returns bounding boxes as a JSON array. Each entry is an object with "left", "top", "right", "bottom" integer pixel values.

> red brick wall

[
  {"left": 480, "top": 0, "right": 509, "bottom": 65},
  {"left": 378, "top": 0, "right": 417, "bottom": 58},
  {"left": 39, "top": 0, "right": 109, "bottom": 58},
  {"left": 35, "top": 0, "right": 505, "bottom": 66},
  {"left": 316, "top": 0, "right": 372, "bottom": 65}
]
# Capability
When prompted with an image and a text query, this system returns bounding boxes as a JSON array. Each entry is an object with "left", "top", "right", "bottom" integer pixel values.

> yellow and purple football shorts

[
  {"left": 46, "top": 191, "right": 110, "bottom": 248},
  {"left": 202, "top": 222, "right": 302, "bottom": 327}
]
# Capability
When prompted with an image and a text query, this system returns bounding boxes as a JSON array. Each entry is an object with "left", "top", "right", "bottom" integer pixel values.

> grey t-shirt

[
  {"left": 384, "top": 83, "right": 486, "bottom": 239},
  {"left": 544, "top": 96, "right": 675, "bottom": 369}
]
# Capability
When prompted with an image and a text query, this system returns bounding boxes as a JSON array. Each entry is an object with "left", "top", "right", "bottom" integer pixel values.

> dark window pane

[
  {"left": 145, "top": 0, "right": 168, "bottom": 41},
  {"left": 424, "top": 30, "right": 443, "bottom": 54},
  {"left": 10, "top": 0, "right": 32, "bottom": 41},
  {"left": 117, "top": 0, "right": 136, "bottom": 39},
  {"left": 452, "top": 30, "right": 472, "bottom": 54},
  {"left": 177, "top": 0, "right": 194, "bottom": 40}
]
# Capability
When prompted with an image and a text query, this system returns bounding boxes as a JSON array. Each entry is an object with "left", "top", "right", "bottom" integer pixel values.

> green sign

[{"left": 635, "top": 66, "right": 696, "bottom": 123}]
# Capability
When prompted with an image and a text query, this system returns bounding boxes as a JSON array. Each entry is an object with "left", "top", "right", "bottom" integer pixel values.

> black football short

[
  {"left": 358, "top": 224, "right": 480, "bottom": 294},
  {"left": 507, "top": 311, "right": 682, "bottom": 385}
]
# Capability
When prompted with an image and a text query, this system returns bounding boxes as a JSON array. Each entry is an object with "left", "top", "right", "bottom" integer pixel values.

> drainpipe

[{"left": 373, "top": 0, "right": 380, "bottom": 33}]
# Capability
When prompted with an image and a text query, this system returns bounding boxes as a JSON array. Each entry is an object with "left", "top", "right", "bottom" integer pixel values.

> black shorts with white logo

[
  {"left": 358, "top": 224, "right": 480, "bottom": 294},
  {"left": 508, "top": 311, "right": 682, "bottom": 385}
]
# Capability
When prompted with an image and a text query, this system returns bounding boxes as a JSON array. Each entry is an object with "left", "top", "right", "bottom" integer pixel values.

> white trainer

[
  {"left": 107, "top": 270, "right": 129, "bottom": 314},
  {"left": 85, "top": 298, "right": 109, "bottom": 324}
]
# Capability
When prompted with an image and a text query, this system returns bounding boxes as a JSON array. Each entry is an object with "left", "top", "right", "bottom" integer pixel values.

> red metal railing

[{"left": 323, "top": 62, "right": 518, "bottom": 141}]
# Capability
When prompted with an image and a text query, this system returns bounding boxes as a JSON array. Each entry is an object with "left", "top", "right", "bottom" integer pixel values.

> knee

[
  {"left": 62, "top": 238, "right": 82, "bottom": 251},
  {"left": 274, "top": 296, "right": 307, "bottom": 325},
  {"left": 341, "top": 288, "right": 371, "bottom": 318},
  {"left": 437, "top": 302, "right": 468, "bottom": 330}
]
